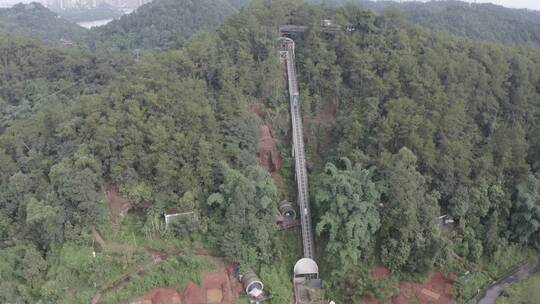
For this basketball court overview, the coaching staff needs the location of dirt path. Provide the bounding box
[104,186,133,233]
[92,227,106,248]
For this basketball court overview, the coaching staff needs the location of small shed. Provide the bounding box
[164,208,194,225]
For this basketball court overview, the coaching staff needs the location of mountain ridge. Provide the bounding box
[314,0,540,46]
[85,0,239,50]
[0,3,86,46]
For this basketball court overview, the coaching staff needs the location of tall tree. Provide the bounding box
[379,148,441,274]
[511,174,540,248]
[207,162,279,267]
[314,158,381,272]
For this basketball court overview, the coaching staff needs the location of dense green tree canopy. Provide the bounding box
[290,3,539,277]
[314,158,380,272]
[0,0,539,302]
[208,162,279,267]
[511,175,540,249]
[85,0,238,50]
[378,148,441,274]
[312,0,540,46]
[0,33,129,132]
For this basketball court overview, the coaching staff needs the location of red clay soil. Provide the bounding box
[104,186,133,231]
[140,288,182,304]
[363,266,455,304]
[257,123,282,174]
[132,264,243,304]
[372,266,392,279]
[251,102,283,184]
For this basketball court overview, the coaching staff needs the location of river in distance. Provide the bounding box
[77,19,113,29]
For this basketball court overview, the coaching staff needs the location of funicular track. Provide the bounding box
[282,38,314,260]
[279,36,325,304]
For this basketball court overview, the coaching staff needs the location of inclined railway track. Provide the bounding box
[282,38,315,260]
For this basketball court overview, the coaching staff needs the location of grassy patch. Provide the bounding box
[452,243,539,303]
[100,254,214,303]
[259,229,300,303]
[278,145,296,197]
[496,271,540,304]
[108,210,197,252]
[453,271,492,302]
[366,276,400,301]
[47,208,214,303]
[482,244,537,278]
[45,242,150,304]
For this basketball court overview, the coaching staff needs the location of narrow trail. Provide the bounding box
[92,227,106,248]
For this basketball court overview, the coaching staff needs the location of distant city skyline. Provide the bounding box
[0,0,147,9]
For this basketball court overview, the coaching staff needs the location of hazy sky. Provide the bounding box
[468,1,540,10]
[393,1,540,11]
[483,1,540,10]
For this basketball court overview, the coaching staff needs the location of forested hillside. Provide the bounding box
[85,0,238,50]
[0,3,87,46]
[288,3,540,301]
[0,34,130,132]
[0,1,287,301]
[315,0,540,46]
[0,0,539,303]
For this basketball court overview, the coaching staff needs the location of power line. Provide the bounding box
[30,79,83,105]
